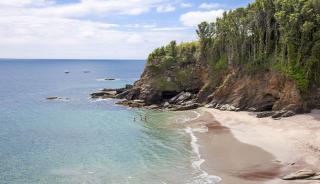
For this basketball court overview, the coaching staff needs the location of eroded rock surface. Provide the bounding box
[90,61,319,114]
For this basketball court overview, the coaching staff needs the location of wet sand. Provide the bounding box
[184,108,320,184]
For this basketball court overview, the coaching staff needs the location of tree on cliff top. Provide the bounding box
[148,0,320,91]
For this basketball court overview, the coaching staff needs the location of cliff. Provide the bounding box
[92,0,320,118]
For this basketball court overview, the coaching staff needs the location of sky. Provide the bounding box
[0,0,253,59]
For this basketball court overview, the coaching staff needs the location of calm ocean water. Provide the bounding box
[0,59,218,184]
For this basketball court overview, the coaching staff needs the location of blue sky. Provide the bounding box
[0,0,253,59]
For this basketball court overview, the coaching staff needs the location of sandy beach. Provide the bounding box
[183,108,320,184]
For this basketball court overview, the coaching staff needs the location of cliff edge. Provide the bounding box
[92,0,320,118]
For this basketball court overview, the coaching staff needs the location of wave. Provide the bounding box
[89,98,109,102]
[177,111,222,184]
[95,78,120,82]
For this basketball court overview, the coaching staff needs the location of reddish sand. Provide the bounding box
[181,108,320,184]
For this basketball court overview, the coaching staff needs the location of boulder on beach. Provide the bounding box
[171,103,200,111]
[282,170,316,180]
[169,91,192,104]
[257,111,276,118]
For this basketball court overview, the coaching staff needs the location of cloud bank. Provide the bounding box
[0,0,196,59]
[180,9,224,26]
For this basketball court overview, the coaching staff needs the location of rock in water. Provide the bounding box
[46,97,59,100]
[282,170,316,180]
[91,91,117,99]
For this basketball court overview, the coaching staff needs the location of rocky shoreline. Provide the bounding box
[91,87,202,110]
[90,83,311,119]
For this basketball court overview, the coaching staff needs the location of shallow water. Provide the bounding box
[0,59,218,184]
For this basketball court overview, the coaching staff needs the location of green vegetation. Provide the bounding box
[147,41,199,68]
[147,0,320,92]
[147,41,200,91]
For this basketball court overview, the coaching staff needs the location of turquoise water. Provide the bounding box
[0,59,217,184]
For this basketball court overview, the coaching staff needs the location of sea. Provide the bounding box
[0,59,220,184]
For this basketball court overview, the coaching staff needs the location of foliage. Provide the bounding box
[147,0,320,92]
[212,54,228,71]
[147,41,199,69]
[196,0,320,91]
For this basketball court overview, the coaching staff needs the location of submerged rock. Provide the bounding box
[46,97,70,101]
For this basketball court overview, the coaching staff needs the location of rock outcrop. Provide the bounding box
[91,65,319,114]
[205,70,308,112]
[90,85,133,99]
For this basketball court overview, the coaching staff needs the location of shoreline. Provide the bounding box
[181,108,320,184]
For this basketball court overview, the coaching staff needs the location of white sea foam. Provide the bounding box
[175,110,201,124]
[184,127,222,184]
[179,111,221,184]
[96,78,120,82]
[90,98,109,102]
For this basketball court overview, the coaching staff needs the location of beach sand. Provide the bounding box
[184,108,320,184]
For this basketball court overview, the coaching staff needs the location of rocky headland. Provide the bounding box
[91,65,320,119]
[91,0,320,119]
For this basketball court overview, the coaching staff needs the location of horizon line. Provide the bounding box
[0,58,146,61]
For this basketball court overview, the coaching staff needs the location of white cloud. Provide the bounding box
[1,0,174,18]
[33,0,156,17]
[181,3,192,8]
[150,27,190,31]
[180,9,224,26]
[0,0,194,59]
[199,3,222,10]
[0,0,55,7]
[156,4,175,13]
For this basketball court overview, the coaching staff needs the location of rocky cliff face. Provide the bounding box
[121,54,204,105]
[104,62,319,118]
[206,70,306,113]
